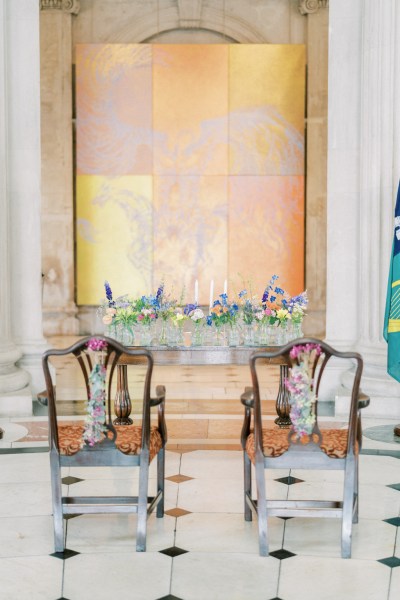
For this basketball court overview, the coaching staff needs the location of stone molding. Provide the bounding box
[40,0,80,14]
[298,0,329,15]
[177,0,202,29]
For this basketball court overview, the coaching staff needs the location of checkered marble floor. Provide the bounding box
[0,422,399,600]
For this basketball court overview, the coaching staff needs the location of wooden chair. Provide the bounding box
[42,336,167,552]
[240,337,369,558]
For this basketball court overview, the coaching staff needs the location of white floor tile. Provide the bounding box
[359,455,400,485]
[283,517,397,560]
[0,516,54,558]
[359,484,400,520]
[177,477,244,513]
[175,511,284,553]
[389,565,400,600]
[180,449,243,479]
[279,555,391,600]
[64,551,171,600]
[0,452,51,483]
[66,513,176,553]
[171,551,280,600]
[0,481,53,517]
[0,556,63,600]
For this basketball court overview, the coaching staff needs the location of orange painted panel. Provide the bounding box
[76,44,152,176]
[153,45,228,175]
[228,176,304,296]
[153,176,228,305]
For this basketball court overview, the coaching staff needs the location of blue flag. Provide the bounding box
[384,182,400,381]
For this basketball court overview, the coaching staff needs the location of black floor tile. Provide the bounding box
[274,476,304,486]
[61,476,84,485]
[159,546,189,558]
[50,548,80,560]
[269,549,296,560]
[387,483,400,492]
[155,595,185,600]
[377,556,400,568]
[384,517,400,527]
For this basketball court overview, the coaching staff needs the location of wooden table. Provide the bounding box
[115,345,291,428]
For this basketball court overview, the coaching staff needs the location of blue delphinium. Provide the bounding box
[104,281,115,307]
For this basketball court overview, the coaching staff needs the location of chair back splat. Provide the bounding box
[42,336,167,553]
[240,337,368,558]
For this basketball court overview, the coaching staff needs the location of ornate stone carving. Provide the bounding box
[40,0,80,14]
[298,0,329,15]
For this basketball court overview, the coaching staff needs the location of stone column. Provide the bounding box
[0,0,40,416]
[327,0,400,417]
[300,2,329,338]
[40,0,79,335]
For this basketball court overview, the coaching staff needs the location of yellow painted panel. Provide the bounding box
[229,45,305,175]
[228,176,304,296]
[76,175,152,305]
[153,45,228,175]
[153,176,228,305]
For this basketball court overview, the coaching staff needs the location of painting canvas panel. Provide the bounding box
[76,44,305,305]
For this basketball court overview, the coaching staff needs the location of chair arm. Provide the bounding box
[358,391,370,410]
[150,385,166,407]
[241,387,254,408]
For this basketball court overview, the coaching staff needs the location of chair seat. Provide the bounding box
[57,423,163,462]
[245,427,356,464]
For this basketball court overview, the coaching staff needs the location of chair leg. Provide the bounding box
[341,457,355,558]
[50,453,64,552]
[353,455,359,524]
[244,451,252,522]
[255,458,268,557]
[156,447,165,518]
[136,452,150,552]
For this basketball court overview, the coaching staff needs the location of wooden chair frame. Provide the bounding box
[42,336,167,552]
[240,337,369,558]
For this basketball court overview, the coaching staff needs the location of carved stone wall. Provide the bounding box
[40,0,328,336]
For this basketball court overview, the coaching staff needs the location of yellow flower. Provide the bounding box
[276,309,290,320]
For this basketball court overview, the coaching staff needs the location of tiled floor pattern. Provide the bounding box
[0,445,399,600]
[1,335,400,598]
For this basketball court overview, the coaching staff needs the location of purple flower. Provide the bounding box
[87,338,108,352]
[104,281,115,307]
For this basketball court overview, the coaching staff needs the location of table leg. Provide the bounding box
[274,364,292,428]
[114,365,133,425]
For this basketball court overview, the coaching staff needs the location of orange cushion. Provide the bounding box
[245,427,356,464]
[57,423,163,462]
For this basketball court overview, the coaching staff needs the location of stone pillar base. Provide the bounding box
[0,387,33,418]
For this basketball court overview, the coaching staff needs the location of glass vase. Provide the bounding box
[140,322,153,346]
[228,323,240,347]
[277,320,288,346]
[257,321,269,345]
[158,319,168,345]
[192,321,204,346]
[213,324,227,346]
[243,322,255,346]
[291,321,303,340]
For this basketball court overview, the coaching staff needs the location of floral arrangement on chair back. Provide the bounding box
[284,343,322,440]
